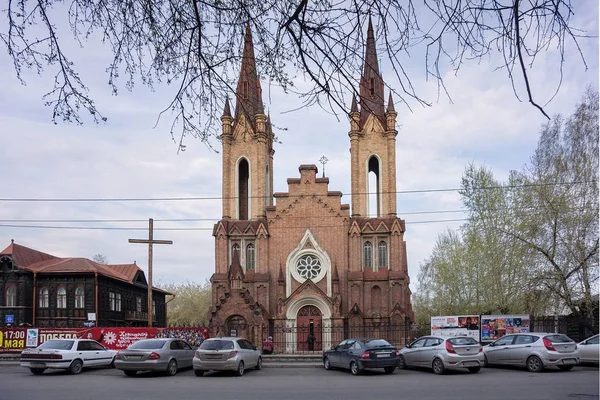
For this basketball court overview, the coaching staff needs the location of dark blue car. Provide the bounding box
[323,338,400,375]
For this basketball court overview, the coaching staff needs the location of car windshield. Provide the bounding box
[38,340,74,350]
[364,339,393,348]
[448,337,478,345]
[200,340,235,351]
[545,334,573,343]
[128,339,167,350]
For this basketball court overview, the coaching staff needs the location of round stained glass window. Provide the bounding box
[296,255,322,280]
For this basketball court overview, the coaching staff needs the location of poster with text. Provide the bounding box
[480,315,530,342]
[430,315,480,339]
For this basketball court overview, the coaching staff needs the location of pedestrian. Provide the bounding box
[307,333,315,351]
[262,336,274,354]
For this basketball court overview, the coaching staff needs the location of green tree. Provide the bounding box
[416,88,598,330]
[2,1,591,148]
[161,281,212,327]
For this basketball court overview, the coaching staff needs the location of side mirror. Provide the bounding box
[488,342,494,347]
[405,344,411,349]
[254,346,258,351]
[330,346,336,350]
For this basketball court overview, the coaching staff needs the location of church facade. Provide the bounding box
[209,21,414,352]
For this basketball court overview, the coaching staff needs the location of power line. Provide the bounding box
[0,180,594,202]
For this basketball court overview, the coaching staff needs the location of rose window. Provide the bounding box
[296,255,322,280]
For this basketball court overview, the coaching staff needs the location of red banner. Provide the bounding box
[0,327,210,353]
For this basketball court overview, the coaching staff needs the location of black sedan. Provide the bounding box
[323,338,400,375]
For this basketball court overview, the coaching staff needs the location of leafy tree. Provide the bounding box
[416,88,598,331]
[2,1,591,148]
[92,254,108,264]
[161,280,212,327]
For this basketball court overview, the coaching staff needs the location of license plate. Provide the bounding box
[376,353,391,358]
[464,361,478,367]
[31,363,46,368]
[129,356,143,360]
[562,358,576,365]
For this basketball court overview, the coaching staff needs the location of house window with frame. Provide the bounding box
[232,243,240,256]
[136,296,142,312]
[39,287,49,308]
[152,300,156,316]
[378,241,388,268]
[363,241,373,269]
[116,293,122,312]
[57,286,67,309]
[109,291,116,311]
[246,243,255,271]
[5,284,16,307]
[74,286,85,308]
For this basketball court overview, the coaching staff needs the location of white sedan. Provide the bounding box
[578,334,599,364]
[20,339,117,375]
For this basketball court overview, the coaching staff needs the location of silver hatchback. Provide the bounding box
[193,337,262,377]
[398,335,483,374]
[483,333,579,372]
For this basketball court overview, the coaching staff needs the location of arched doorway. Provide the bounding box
[225,315,247,338]
[297,305,322,352]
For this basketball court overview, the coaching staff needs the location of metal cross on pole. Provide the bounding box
[319,155,329,178]
[128,218,172,327]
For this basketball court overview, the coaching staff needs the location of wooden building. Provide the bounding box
[0,240,170,328]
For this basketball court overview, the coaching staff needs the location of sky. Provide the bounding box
[0,3,598,292]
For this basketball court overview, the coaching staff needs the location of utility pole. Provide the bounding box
[129,218,172,327]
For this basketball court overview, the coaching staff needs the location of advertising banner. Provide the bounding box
[0,327,210,353]
[480,315,530,342]
[431,315,480,339]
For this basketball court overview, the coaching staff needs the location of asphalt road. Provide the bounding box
[0,364,597,400]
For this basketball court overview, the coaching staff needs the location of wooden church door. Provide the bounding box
[297,305,322,352]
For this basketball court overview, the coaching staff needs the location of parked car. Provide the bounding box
[577,334,599,364]
[483,332,579,372]
[20,339,116,375]
[193,337,262,376]
[323,338,400,375]
[398,335,483,374]
[114,338,195,377]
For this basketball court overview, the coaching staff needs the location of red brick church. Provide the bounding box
[209,20,414,352]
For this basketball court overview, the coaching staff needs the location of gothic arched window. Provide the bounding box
[246,243,255,271]
[378,241,388,268]
[75,286,85,309]
[5,284,16,307]
[363,242,373,269]
[39,287,49,308]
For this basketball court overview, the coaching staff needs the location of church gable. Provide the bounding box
[361,112,386,136]
[283,278,332,308]
[232,113,255,142]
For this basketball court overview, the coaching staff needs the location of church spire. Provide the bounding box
[235,24,264,127]
[359,16,385,128]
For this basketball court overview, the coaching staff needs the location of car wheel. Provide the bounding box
[166,359,178,376]
[68,359,83,375]
[468,366,481,373]
[432,358,446,375]
[124,370,137,377]
[255,357,262,370]
[324,357,331,370]
[194,369,205,377]
[384,366,396,374]
[30,368,46,375]
[526,356,543,372]
[398,355,407,369]
[558,365,573,371]
[236,361,245,376]
[350,360,362,376]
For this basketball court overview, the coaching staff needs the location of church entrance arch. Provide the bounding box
[225,315,247,338]
[297,305,322,352]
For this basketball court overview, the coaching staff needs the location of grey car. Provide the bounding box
[398,335,483,374]
[483,332,579,372]
[114,338,195,376]
[193,337,262,377]
[578,334,599,364]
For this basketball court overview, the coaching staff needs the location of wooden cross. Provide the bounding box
[129,218,173,327]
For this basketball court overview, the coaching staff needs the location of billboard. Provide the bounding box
[0,327,210,353]
[480,315,530,342]
[430,315,480,339]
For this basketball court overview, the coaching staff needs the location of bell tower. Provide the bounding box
[221,24,275,220]
[349,17,398,218]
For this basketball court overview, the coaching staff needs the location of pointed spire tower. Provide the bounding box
[220,24,274,221]
[349,17,398,218]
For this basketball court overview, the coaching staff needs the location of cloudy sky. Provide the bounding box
[1,3,598,292]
